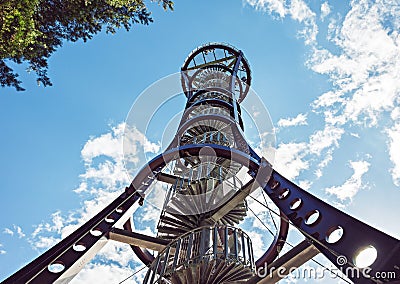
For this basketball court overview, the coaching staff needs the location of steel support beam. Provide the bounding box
[108,228,169,252]
[255,164,400,283]
[157,172,182,185]
[2,186,142,284]
[205,179,255,223]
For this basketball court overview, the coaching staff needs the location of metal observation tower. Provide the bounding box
[4,43,400,284]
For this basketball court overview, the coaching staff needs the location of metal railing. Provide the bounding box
[143,225,255,284]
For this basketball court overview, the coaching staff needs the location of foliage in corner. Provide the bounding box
[0,0,173,91]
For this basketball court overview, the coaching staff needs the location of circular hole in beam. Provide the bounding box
[116,208,124,214]
[48,262,65,273]
[289,198,302,210]
[326,226,344,244]
[270,180,280,190]
[354,246,378,268]
[90,228,103,237]
[305,210,321,226]
[105,216,115,223]
[278,188,290,200]
[73,243,87,252]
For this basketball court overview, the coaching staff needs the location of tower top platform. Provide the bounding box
[181,43,252,103]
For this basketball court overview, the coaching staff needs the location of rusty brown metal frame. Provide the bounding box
[256,162,400,283]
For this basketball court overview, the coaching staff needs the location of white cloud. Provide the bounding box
[244,0,318,44]
[325,160,370,201]
[30,212,67,250]
[245,0,287,18]
[315,148,334,179]
[246,0,352,185]
[246,230,269,258]
[3,228,13,236]
[298,180,312,190]
[3,225,25,238]
[0,243,5,255]
[243,2,400,228]
[94,241,137,268]
[274,142,309,180]
[14,225,25,238]
[74,122,161,196]
[309,125,344,155]
[81,122,160,164]
[81,123,160,185]
[73,181,87,194]
[71,262,144,284]
[248,0,400,200]
[321,1,331,21]
[307,0,400,190]
[289,0,314,23]
[79,160,129,190]
[277,113,308,127]
[309,0,400,127]
[77,190,122,226]
[33,236,60,250]
[312,90,345,109]
[81,124,123,164]
[260,123,343,183]
[386,122,400,186]
[391,107,400,121]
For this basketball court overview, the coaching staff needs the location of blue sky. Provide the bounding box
[1,0,400,283]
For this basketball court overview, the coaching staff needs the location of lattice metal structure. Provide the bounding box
[3,43,399,284]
